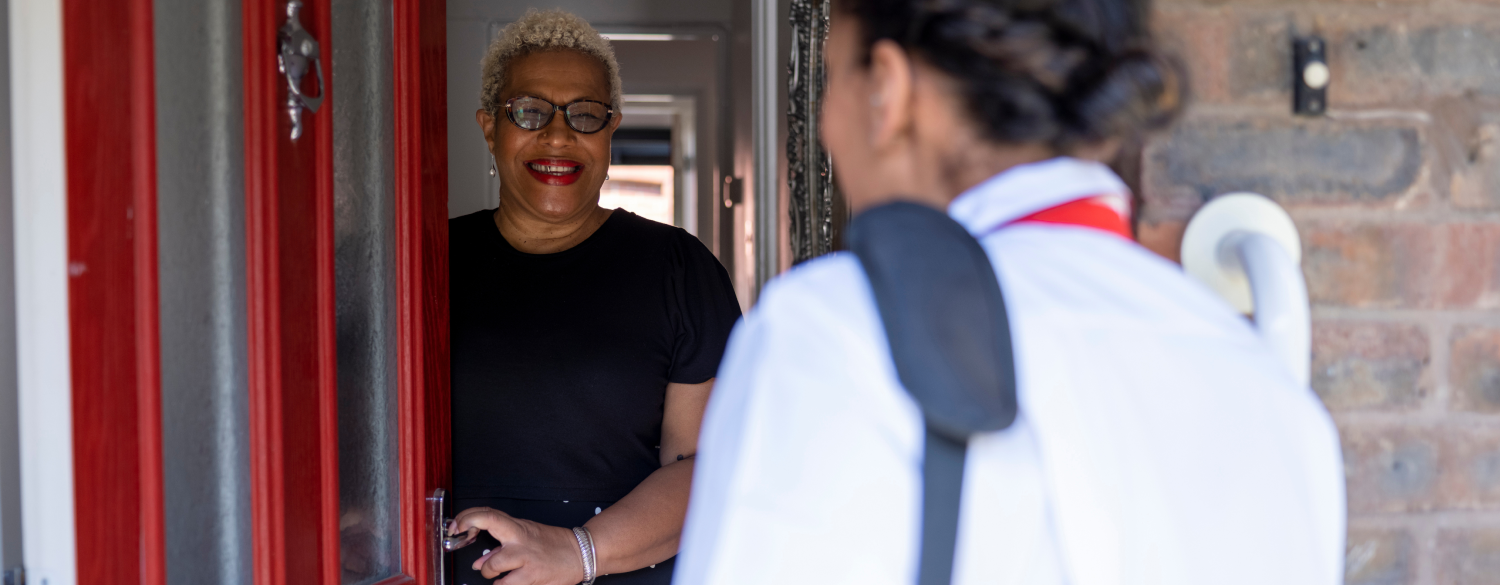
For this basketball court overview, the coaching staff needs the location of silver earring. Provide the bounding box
[489,160,497,176]
[606,174,611,181]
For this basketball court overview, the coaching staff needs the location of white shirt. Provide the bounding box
[674,158,1346,585]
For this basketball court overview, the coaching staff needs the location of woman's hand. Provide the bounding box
[451,507,585,585]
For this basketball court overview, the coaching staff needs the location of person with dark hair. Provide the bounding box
[675,0,1344,584]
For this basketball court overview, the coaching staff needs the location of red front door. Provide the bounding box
[240,1,452,583]
[54,1,451,584]
[241,0,340,583]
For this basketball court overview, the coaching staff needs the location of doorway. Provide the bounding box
[446,4,761,308]
[606,94,696,236]
[6,1,782,584]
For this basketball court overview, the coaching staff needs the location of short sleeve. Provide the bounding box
[666,232,743,384]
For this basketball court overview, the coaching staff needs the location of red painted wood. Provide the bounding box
[242,1,339,584]
[314,3,341,581]
[130,0,167,582]
[394,0,450,582]
[62,0,165,582]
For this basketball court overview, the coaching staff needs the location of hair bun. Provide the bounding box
[840,0,1185,149]
[1063,49,1185,144]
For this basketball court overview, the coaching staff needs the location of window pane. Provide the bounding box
[333,0,400,582]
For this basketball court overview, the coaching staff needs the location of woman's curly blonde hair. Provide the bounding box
[480,9,623,114]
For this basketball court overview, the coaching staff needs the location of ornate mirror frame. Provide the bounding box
[787,0,845,264]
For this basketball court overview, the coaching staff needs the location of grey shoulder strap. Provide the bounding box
[846,201,1019,585]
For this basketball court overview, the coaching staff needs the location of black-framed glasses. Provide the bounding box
[502,96,614,134]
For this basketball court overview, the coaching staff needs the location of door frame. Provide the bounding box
[13,0,81,582]
[14,0,167,584]
[11,0,451,583]
[392,0,451,583]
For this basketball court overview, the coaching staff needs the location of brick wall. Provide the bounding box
[1139,1,1500,582]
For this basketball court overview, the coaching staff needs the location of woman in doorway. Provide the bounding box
[677,0,1344,583]
[447,10,740,585]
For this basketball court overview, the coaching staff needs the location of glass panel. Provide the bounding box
[155,0,254,583]
[332,0,400,582]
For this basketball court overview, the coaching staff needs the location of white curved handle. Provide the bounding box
[1182,193,1310,387]
[1226,232,1311,387]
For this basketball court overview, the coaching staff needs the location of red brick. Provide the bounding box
[1343,425,1441,514]
[1447,427,1500,508]
[1328,12,1500,107]
[1340,424,1500,513]
[1136,219,1187,264]
[1320,10,1500,107]
[1301,223,1439,309]
[1225,14,1291,105]
[1344,527,1416,585]
[1143,117,1428,210]
[1153,9,1232,103]
[1435,528,1500,585]
[1432,96,1500,210]
[1310,321,1430,411]
[1437,224,1500,309]
[1451,327,1500,413]
[1154,6,1500,107]
[1449,122,1500,210]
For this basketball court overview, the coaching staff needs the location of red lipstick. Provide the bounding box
[524,158,583,186]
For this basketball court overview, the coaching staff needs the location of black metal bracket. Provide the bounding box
[1293,36,1329,116]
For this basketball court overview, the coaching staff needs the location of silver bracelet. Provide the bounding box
[572,526,598,585]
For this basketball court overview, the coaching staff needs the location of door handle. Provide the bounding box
[430,488,481,585]
[429,489,449,585]
[443,520,478,552]
[277,0,324,140]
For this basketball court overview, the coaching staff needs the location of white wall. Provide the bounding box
[9,0,75,583]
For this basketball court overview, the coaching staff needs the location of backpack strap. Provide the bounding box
[847,202,1020,585]
[917,427,968,585]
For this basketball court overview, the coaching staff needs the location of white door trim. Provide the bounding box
[10,0,74,583]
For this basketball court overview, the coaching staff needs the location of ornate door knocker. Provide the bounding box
[277,0,325,140]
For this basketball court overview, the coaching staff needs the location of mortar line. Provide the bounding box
[1351,510,1500,525]
[1331,411,1500,426]
[1311,308,1500,323]
[1432,319,1454,414]
[1143,204,1500,227]
[1415,520,1438,585]
[1290,210,1500,223]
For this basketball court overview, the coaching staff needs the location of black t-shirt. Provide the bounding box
[449,208,742,502]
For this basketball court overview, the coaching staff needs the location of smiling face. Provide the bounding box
[478,48,619,222]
